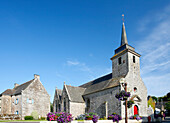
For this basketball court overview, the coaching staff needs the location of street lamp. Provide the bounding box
[120,78,128,123]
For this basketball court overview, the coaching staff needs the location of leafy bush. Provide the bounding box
[31,111,39,120]
[24,116,33,120]
[40,117,46,120]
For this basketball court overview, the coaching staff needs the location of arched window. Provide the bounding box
[16,111,19,115]
[86,99,90,112]
[59,104,61,112]
[134,87,137,92]
[64,98,66,111]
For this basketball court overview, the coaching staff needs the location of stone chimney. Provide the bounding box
[34,74,40,80]
[14,83,19,88]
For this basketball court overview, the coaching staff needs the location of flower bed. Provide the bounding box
[76,112,99,123]
[108,113,122,122]
[129,115,142,120]
[47,112,73,122]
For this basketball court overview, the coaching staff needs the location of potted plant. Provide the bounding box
[115,90,130,101]
[108,113,122,122]
[123,100,134,108]
[85,112,99,122]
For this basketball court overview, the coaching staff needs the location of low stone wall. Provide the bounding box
[40,119,142,123]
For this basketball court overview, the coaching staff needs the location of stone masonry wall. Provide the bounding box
[112,52,128,78]
[70,102,85,119]
[1,95,11,114]
[11,95,22,115]
[83,86,121,118]
[61,86,69,113]
[121,52,148,118]
[22,78,50,119]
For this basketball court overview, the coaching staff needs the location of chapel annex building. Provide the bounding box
[0,75,50,119]
[53,22,148,119]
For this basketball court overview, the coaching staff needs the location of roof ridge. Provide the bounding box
[66,85,85,89]
[79,73,112,87]
[14,79,34,89]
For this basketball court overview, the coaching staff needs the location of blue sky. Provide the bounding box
[0,0,170,102]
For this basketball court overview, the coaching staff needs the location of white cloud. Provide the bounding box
[66,60,92,73]
[136,4,170,96]
[67,60,80,66]
[143,73,170,96]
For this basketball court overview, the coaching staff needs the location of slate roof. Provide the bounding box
[79,73,122,95]
[65,85,86,103]
[55,88,62,101]
[0,89,14,96]
[13,79,34,95]
[0,79,34,96]
[56,89,62,96]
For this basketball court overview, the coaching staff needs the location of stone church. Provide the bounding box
[53,22,148,119]
[0,74,50,119]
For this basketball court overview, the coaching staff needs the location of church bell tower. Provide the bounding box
[111,21,141,78]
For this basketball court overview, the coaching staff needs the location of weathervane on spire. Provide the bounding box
[122,14,125,22]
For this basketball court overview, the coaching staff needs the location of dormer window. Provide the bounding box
[133,56,135,63]
[118,57,122,65]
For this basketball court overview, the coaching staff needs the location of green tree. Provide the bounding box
[165,102,170,116]
[148,97,155,110]
[50,102,53,112]
[151,96,157,102]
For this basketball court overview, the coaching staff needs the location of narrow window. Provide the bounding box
[64,98,66,111]
[133,56,135,63]
[134,87,137,92]
[16,111,19,115]
[118,57,122,65]
[15,98,19,104]
[32,99,34,104]
[86,99,90,113]
[59,104,61,112]
[27,98,29,103]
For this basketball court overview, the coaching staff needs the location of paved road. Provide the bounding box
[162,116,170,123]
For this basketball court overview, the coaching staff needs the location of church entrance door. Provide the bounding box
[134,105,138,115]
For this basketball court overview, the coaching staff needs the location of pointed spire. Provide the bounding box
[121,22,128,46]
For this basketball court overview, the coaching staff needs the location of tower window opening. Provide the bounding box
[133,56,135,63]
[118,57,122,65]
[134,87,137,92]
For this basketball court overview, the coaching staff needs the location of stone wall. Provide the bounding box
[22,78,50,119]
[11,95,22,115]
[112,51,128,78]
[1,95,12,114]
[70,102,85,118]
[120,52,148,118]
[83,86,121,118]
